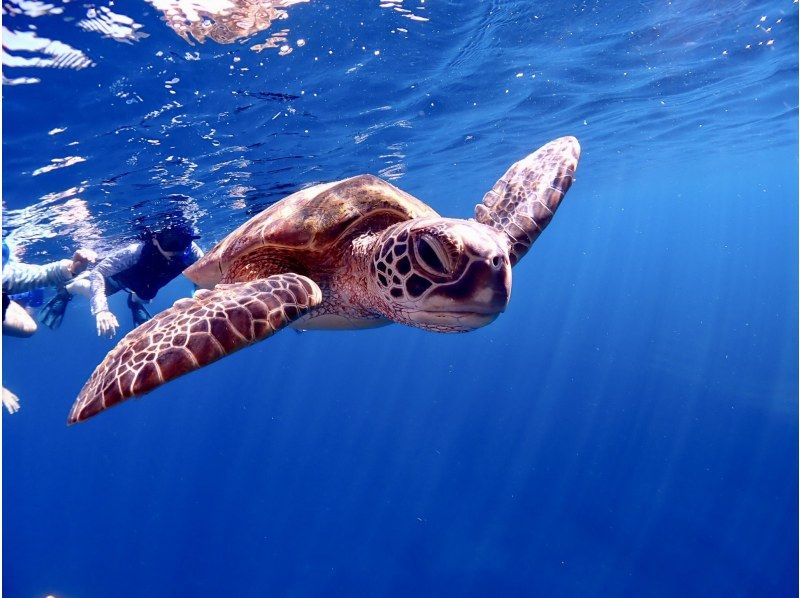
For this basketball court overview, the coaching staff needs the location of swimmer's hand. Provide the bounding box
[69,248,98,275]
[2,388,20,414]
[96,310,119,338]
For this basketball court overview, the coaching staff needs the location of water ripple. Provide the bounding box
[78,6,149,44]
[2,27,94,71]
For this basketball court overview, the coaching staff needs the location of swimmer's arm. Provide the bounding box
[1,260,73,294]
[89,243,143,315]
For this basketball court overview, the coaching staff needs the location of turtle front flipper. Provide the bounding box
[68,273,322,424]
[474,136,581,267]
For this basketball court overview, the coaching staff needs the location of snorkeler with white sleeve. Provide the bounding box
[40,223,204,338]
[2,239,97,338]
[2,238,98,413]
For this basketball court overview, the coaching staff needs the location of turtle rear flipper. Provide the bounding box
[475,136,580,267]
[68,273,322,424]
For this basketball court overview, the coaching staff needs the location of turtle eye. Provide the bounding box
[415,234,451,276]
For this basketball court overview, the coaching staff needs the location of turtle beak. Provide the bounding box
[456,251,511,315]
[424,248,511,329]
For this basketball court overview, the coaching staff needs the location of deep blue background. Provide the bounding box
[3,0,798,596]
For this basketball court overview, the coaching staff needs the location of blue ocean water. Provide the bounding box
[2,0,797,595]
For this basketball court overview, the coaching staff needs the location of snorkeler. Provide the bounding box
[40,224,204,338]
[2,239,97,414]
[2,239,97,338]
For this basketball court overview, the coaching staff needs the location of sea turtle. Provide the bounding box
[68,136,581,423]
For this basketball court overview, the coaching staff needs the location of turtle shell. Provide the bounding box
[186,174,439,287]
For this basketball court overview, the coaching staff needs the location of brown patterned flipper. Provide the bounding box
[474,136,581,267]
[68,273,322,424]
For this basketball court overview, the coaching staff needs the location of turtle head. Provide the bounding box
[369,218,511,332]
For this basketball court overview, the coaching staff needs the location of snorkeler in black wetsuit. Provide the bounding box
[40,224,203,338]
